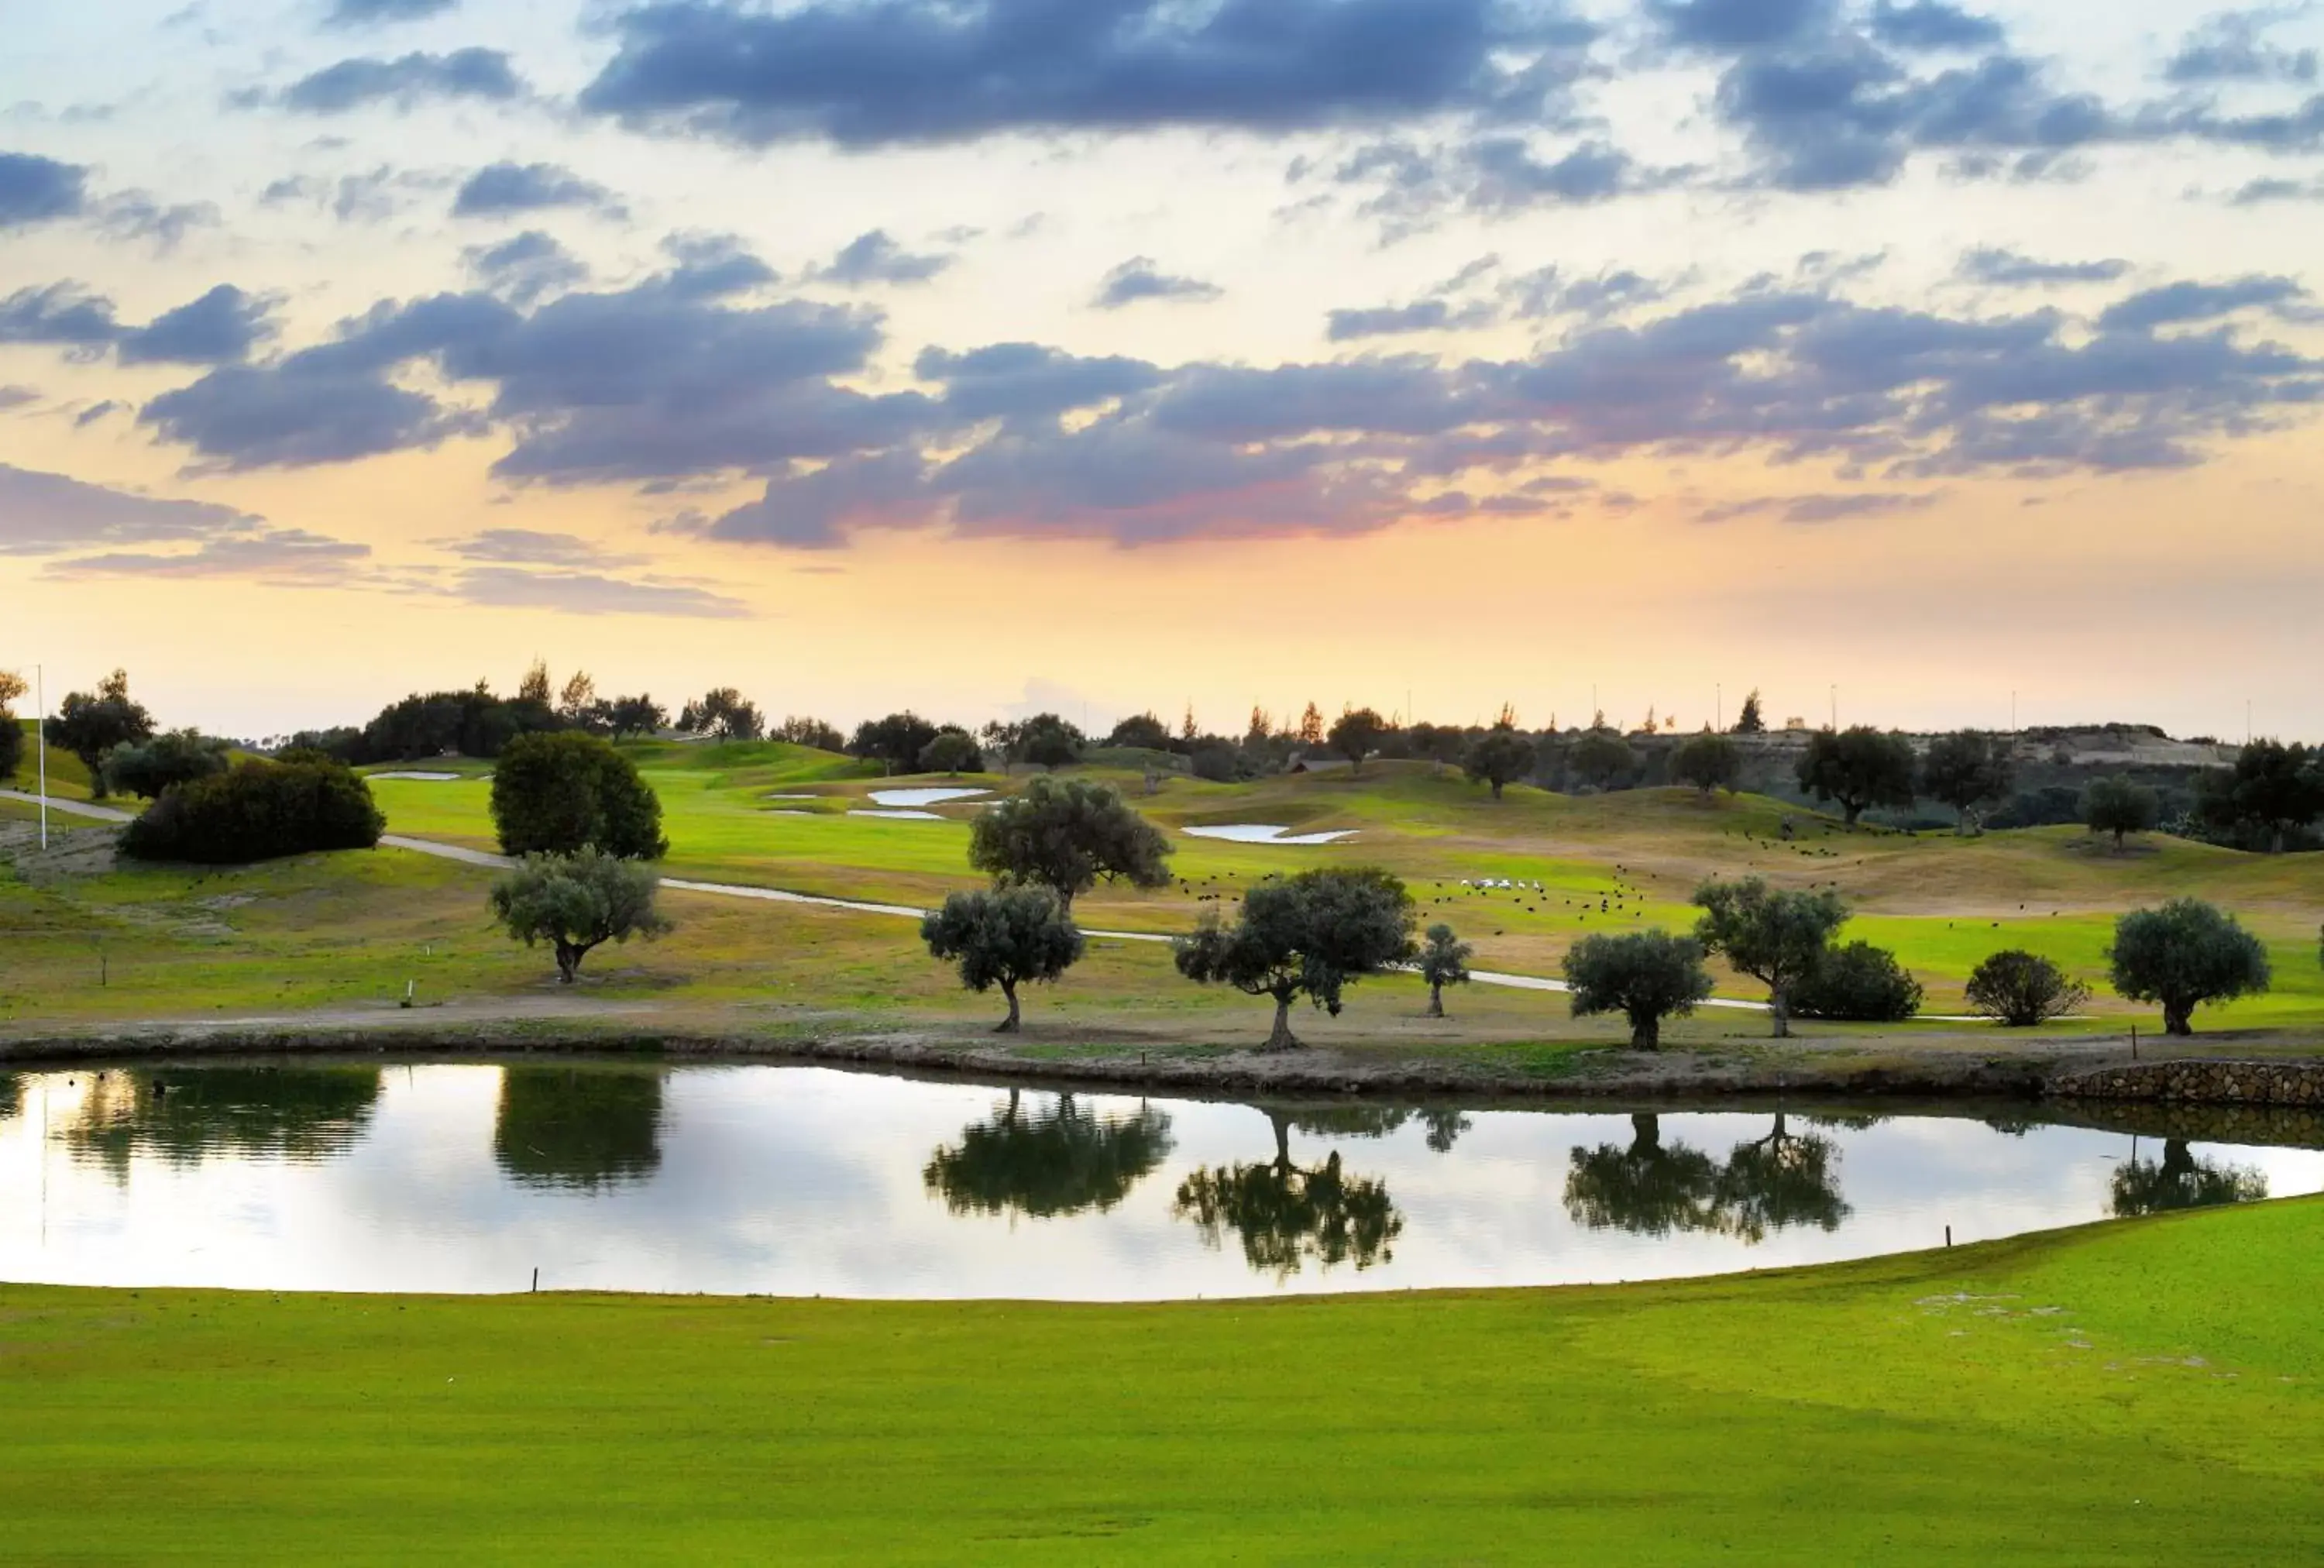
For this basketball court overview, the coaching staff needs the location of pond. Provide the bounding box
[0,1062,2313,1299]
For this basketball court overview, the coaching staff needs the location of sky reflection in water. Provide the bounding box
[0,1063,2315,1300]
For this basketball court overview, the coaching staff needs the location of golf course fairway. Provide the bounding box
[2,1196,2317,1563]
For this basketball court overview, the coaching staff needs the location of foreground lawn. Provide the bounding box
[2,1198,2319,1562]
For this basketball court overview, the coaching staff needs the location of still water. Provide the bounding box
[1,1061,2315,1299]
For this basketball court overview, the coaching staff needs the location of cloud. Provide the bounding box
[75,400,124,428]
[1868,1,2003,52]
[452,162,624,218]
[463,230,590,303]
[2165,9,2319,85]
[1700,490,1942,523]
[1322,137,1681,232]
[1325,298,1495,340]
[446,566,750,617]
[324,0,459,23]
[94,192,221,250]
[0,151,90,227]
[811,230,954,287]
[579,0,1595,148]
[1651,0,1838,51]
[0,283,120,349]
[117,285,277,366]
[2096,275,2307,331]
[46,528,372,582]
[141,363,480,469]
[1957,247,2131,287]
[2229,173,2324,202]
[0,386,38,411]
[250,49,525,113]
[1093,257,1222,309]
[914,342,1163,421]
[428,528,640,566]
[0,462,266,555]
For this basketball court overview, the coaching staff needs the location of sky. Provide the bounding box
[3,0,2323,741]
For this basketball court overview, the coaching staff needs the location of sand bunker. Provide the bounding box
[1182,824,1357,846]
[367,771,465,782]
[868,787,989,808]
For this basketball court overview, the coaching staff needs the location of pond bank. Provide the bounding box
[6,1009,2319,1107]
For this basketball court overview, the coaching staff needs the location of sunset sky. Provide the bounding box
[5,0,2323,741]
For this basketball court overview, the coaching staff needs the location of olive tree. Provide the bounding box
[2108,899,2271,1036]
[490,730,667,860]
[2082,775,2160,850]
[1173,868,1417,1049]
[968,775,1171,913]
[1795,726,1916,827]
[1669,732,1741,799]
[1463,726,1533,800]
[2194,740,2324,853]
[101,729,231,799]
[1965,950,2089,1027]
[920,886,1085,1033]
[51,669,155,799]
[487,849,672,984]
[1327,707,1388,776]
[918,729,983,776]
[1570,729,1635,793]
[1563,930,1714,1050]
[1692,876,1848,1037]
[1417,923,1472,1018]
[1921,731,2016,834]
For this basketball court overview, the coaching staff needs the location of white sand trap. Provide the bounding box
[851,809,948,821]
[1183,824,1357,846]
[368,771,465,782]
[869,786,990,808]
[765,793,820,800]
[768,810,816,817]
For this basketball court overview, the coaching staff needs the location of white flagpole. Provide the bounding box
[36,662,47,850]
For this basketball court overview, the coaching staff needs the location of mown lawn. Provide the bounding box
[0,1198,2317,1562]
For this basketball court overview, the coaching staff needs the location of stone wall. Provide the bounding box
[2049,1059,2324,1108]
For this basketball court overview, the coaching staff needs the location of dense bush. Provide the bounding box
[490,731,666,860]
[1965,950,2089,1026]
[357,689,558,763]
[1789,941,1923,1023]
[0,716,23,784]
[101,730,231,799]
[120,758,384,864]
[1985,784,2085,830]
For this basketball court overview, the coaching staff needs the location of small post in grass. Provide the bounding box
[1945,1226,1952,1248]
[2131,1023,2139,1062]
[531,1268,538,1293]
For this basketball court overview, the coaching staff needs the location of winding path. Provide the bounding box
[9,790,1783,1012]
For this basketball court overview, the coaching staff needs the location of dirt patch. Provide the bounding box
[0,824,121,883]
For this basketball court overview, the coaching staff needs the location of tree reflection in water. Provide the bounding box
[64,1067,382,1182]
[494,1065,665,1192]
[2111,1139,2269,1217]
[1565,1112,1851,1242]
[923,1089,1176,1219]
[0,1073,19,1124]
[1174,1109,1404,1282]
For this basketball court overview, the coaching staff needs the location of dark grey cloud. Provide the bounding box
[1651,0,1837,51]
[0,151,90,227]
[1868,1,2003,52]
[448,566,749,617]
[47,528,372,582]
[914,342,1163,421]
[117,285,276,366]
[811,230,954,287]
[0,386,37,411]
[75,401,124,428]
[2165,9,2319,85]
[0,284,120,349]
[2096,275,2306,331]
[452,161,624,218]
[93,192,222,251]
[325,0,460,24]
[1093,257,1222,309]
[464,230,590,303]
[253,49,524,113]
[1957,247,2131,287]
[1322,137,1681,232]
[0,462,266,555]
[141,363,475,469]
[579,0,1590,147]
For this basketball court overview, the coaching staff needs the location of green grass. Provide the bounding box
[7,717,95,800]
[0,1198,2317,1561]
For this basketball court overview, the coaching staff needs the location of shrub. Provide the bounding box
[101,730,231,799]
[0,716,22,784]
[120,758,384,864]
[1965,950,2089,1026]
[1563,930,1714,1050]
[488,849,672,983]
[490,730,666,860]
[1790,941,1923,1023]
